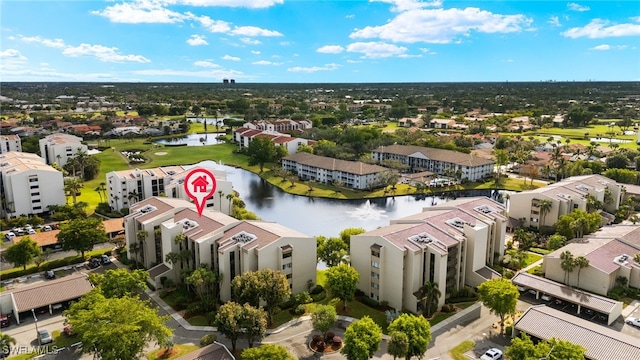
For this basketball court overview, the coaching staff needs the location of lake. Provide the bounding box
[154,133,226,146]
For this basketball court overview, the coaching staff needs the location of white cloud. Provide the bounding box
[177,0,283,8]
[17,35,66,48]
[346,59,362,63]
[240,38,261,45]
[280,41,292,46]
[251,50,261,55]
[350,7,532,43]
[567,3,590,12]
[252,60,283,65]
[62,44,151,63]
[222,55,241,61]
[196,16,232,33]
[187,34,209,46]
[345,14,355,19]
[92,0,186,24]
[548,16,561,27]
[346,42,407,58]
[589,44,627,51]
[373,0,442,13]
[287,63,341,73]
[562,18,640,38]
[317,45,345,54]
[194,60,220,68]
[230,26,282,37]
[0,49,28,70]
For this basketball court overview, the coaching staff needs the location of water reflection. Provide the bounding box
[154,133,225,146]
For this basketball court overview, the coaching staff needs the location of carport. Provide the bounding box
[0,273,93,324]
[511,272,622,325]
[513,306,640,360]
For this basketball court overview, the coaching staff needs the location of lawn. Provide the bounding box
[145,344,200,360]
[450,340,475,360]
[52,329,79,348]
[524,252,543,267]
[306,297,388,331]
[185,315,211,326]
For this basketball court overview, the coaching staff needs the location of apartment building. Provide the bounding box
[243,119,312,133]
[543,224,640,295]
[350,197,507,313]
[124,197,316,300]
[106,164,233,214]
[282,152,388,190]
[0,135,22,154]
[508,174,623,229]
[371,145,494,181]
[0,152,65,219]
[38,133,88,167]
[233,128,313,154]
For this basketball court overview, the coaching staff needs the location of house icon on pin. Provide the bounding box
[192,175,209,192]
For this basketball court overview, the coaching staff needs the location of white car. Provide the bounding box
[626,317,640,328]
[480,348,503,360]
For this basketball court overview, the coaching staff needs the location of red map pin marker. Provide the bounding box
[184,168,217,217]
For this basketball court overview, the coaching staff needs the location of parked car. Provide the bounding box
[4,232,15,241]
[44,270,56,279]
[540,294,552,302]
[27,228,36,235]
[0,315,9,328]
[626,317,640,328]
[42,225,52,232]
[86,258,101,269]
[37,329,53,345]
[480,348,503,360]
[101,254,112,265]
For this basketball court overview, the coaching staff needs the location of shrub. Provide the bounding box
[505,325,513,335]
[312,334,323,343]
[294,291,313,305]
[325,331,335,343]
[441,304,456,313]
[355,288,365,297]
[310,285,324,295]
[293,304,306,315]
[360,296,380,308]
[332,336,342,346]
[280,298,296,310]
[200,334,217,347]
[311,292,326,302]
[380,300,389,308]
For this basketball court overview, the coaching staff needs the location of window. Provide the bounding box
[371,250,380,257]
[371,271,379,279]
[530,218,539,223]
[371,282,379,289]
[282,263,292,270]
[283,252,292,259]
[286,273,292,279]
[28,177,38,183]
[371,261,380,268]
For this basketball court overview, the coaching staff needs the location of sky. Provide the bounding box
[1,0,639,83]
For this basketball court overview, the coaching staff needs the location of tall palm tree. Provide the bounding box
[574,256,590,289]
[128,190,140,205]
[560,251,576,285]
[98,182,108,202]
[538,199,553,227]
[218,190,224,211]
[136,230,148,267]
[129,242,141,269]
[0,333,16,354]
[64,177,83,204]
[416,281,441,317]
[226,193,234,214]
[165,252,181,284]
[94,186,104,203]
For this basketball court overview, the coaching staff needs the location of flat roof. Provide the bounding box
[511,272,621,313]
[514,305,640,360]
[8,273,93,312]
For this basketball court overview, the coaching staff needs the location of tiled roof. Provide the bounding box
[9,273,93,312]
[102,219,124,234]
[514,305,640,360]
[13,230,60,247]
[283,152,388,175]
[372,144,495,167]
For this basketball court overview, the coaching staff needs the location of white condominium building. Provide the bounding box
[350,197,507,313]
[508,174,623,229]
[124,197,317,300]
[371,145,495,181]
[106,164,233,214]
[0,152,65,219]
[0,135,22,154]
[39,133,87,167]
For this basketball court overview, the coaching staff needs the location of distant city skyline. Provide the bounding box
[1,0,639,83]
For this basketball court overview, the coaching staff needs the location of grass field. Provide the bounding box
[145,344,200,360]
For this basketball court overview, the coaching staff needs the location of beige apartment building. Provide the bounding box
[107,164,232,214]
[350,197,507,313]
[508,174,623,229]
[0,135,22,154]
[124,197,316,300]
[38,133,87,167]
[543,224,640,295]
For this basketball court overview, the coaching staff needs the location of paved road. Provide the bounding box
[0,243,113,272]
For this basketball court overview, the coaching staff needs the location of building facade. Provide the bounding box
[350,197,507,313]
[124,197,317,301]
[38,133,88,167]
[0,152,65,219]
[106,164,233,214]
[0,135,22,154]
[508,174,623,229]
[371,145,494,181]
[282,152,388,190]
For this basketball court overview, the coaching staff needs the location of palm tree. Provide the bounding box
[416,281,441,317]
[538,199,552,227]
[0,333,16,354]
[560,251,576,285]
[218,190,224,211]
[165,252,181,284]
[129,242,141,269]
[634,253,640,264]
[64,177,83,204]
[136,230,148,267]
[127,190,140,205]
[574,256,589,289]
[226,193,234,214]
[94,186,104,203]
[571,217,589,239]
[98,182,108,202]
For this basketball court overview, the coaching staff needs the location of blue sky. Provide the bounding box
[1,0,639,83]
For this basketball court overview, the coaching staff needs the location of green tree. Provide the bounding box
[416,281,441,317]
[241,344,296,360]
[311,304,337,337]
[574,255,589,289]
[215,302,244,353]
[232,269,291,325]
[247,136,277,173]
[64,177,83,204]
[186,267,222,311]
[605,153,629,169]
[505,333,586,360]
[339,227,365,249]
[477,278,519,335]
[560,250,576,284]
[0,331,17,357]
[387,331,409,360]
[66,292,172,360]
[88,269,147,298]
[317,236,348,267]
[57,218,107,258]
[5,236,40,270]
[546,234,567,250]
[241,303,268,348]
[387,313,431,360]
[341,316,383,360]
[538,199,553,227]
[555,210,601,239]
[232,271,262,307]
[325,263,360,310]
